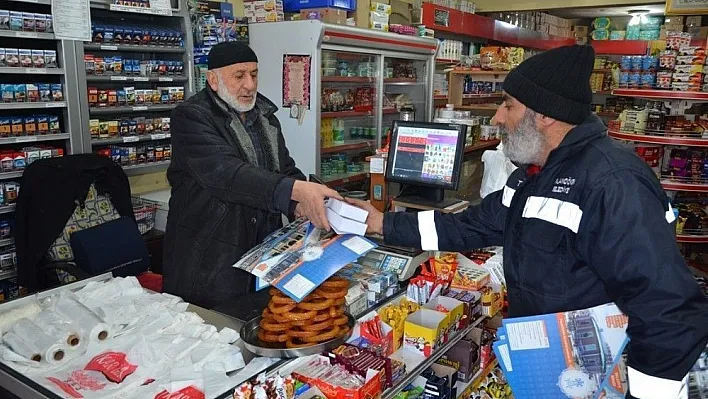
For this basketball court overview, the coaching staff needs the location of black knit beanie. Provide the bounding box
[504,45,595,125]
[208,41,258,70]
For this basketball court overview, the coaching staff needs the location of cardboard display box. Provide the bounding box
[423,296,465,341]
[436,326,482,383]
[404,308,448,357]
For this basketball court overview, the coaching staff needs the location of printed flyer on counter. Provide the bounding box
[233,218,377,302]
[493,303,629,399]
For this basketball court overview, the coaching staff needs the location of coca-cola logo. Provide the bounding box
[155,385,205,399]
[84,352,138,383]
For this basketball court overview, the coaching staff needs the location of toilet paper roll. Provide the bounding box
[3,331,42,362]
[33,310,82,349]
[53,295,112,343]
[11,319,66,364]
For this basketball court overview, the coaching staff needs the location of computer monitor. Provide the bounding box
[385,120,467,208]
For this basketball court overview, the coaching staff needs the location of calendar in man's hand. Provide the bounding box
[233,218,378,302]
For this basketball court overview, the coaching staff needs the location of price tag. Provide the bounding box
[123,136,140,143]
[165,133,171,138]
[100,45,118,51]
[111,76,128,81]
[134,77,149,82]
[45,102,65,108]
[25,68,47,74]
[132,106,148,111]
[15,136,38,143]
[158,77,173,82]
[15,31,39,39]
[151,133,166,140]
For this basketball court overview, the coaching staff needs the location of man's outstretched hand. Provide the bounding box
[344,198,384,235]
[291,181,343,230]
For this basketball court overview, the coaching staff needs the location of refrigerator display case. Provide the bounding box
[250,21,437,190]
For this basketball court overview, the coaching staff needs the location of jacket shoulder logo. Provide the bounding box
[552,177,576,194]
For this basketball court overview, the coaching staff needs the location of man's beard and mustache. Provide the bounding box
[500,109,547,166]
[214,73,257,112]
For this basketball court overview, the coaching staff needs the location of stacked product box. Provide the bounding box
[90,117,169,139]
[0,10,53,33]
[336,263,399,307]
[244,0,284,24]
[90,22,183,47]
[87,86,184,108]
[0,115,61,137]
[369,2,390,31]
[1,83,63,103]
[0,48,58,69]
[84,55,184,76]
[95,143,171,166]
[619,55,659,89]
[0,181,19,207]
[0,146,64,173]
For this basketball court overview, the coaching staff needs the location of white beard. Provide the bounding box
[500,110,547,165]
[215,74,257,112]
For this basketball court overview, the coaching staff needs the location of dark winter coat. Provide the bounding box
[163,88,305,308]
[384,116,708,398]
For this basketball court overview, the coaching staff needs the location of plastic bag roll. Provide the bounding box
[9,319,66,364]
[53,295,112,343]
[0,300,42,334]
[33,310,82,349]
[3,331,42,362]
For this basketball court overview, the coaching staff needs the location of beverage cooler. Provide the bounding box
[250,21,438,190]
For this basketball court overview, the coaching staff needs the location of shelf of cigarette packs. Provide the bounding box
[236,249,509,399]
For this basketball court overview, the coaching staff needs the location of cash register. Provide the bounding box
[357,236,429,281]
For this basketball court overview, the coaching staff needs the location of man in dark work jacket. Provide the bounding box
[349,45,708,399]
[164,42,341,308]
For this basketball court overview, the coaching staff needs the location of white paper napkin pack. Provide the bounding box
[325,198,369,236]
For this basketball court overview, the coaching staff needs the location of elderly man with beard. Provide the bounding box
[348,45,708,399]
[163,41,341,308]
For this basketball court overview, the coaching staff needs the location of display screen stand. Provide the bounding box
[396,186,462,209]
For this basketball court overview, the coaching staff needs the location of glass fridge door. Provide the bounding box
[320,49,381,191]
[381,56,430,146]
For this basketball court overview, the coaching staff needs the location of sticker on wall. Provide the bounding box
[282,54,311,110]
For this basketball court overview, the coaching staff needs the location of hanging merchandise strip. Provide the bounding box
[51,0,91,41]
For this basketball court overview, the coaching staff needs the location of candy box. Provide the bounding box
[676,55,706,66]
[44,50,57,68]
[1,84,13,102]
[679,46,706,56]
[423,296,464,339]
[674,64,703,74]
[48,116,59,133]
[349,311,395,357]
[38,83,51,102]
[404,308,448,357]
[10,117,23,136]
[51,84,63,101]
[5,48,18,67]
[0,118,10,137]
[18,48,31,67]
[36,115,48,135]
[450,257,491,292]
[31,49,44,68]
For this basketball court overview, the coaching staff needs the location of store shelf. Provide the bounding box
[436,58,459,64]
[0,133,70,145]
[0,102,66,110]
[0,238,14,247]
[383,316,488,399]
[89,104,178,115]
[108,4,175,16]
[86,75,188,83]
[457,104,499,112]
[92,132,171,145]
[0,67,65,75]
[10,0,52,4]
[611,89,708,101]
[0,205,16,215]
[421,3,575,51]
[455,358,500,399]
[677,234,708,244]
[84,43,186,54]
[0,30,56,40]
[608,129,708,147]
[662,181,708,192]
[0,269,17,281]
[465,139,500,153]
[0,171,23,180]
[384,78,422,85]
[321,139,376,154]
[463,93,503,99]
[450,70,509,76]
[322,108,398,118]
[591,40,648,56]
[322,166,370,186]
[121,160,170,176]
[321,76,374,83]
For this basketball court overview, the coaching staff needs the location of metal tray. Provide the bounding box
[240,313,355,358]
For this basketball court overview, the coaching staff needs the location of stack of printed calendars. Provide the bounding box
[493,303,629,399]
